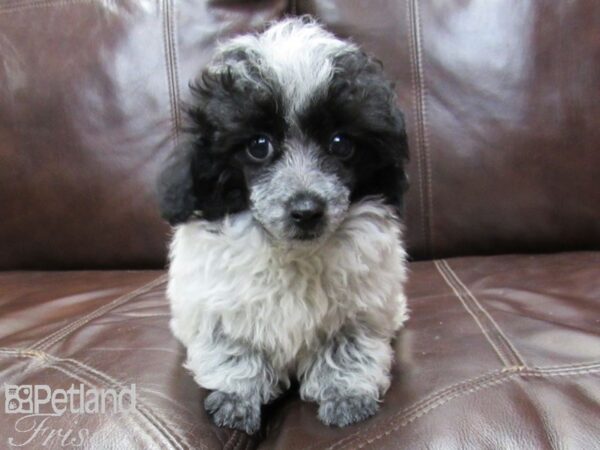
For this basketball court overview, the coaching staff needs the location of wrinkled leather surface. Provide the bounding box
[1,253,598,449]
[299,0,600,259]
[0,0,286,269]
[1,0,599,268]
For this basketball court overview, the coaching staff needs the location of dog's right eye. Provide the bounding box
[246,136,274,162]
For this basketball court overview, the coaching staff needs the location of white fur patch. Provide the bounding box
[168,198,408,394]
[217,18,356,114]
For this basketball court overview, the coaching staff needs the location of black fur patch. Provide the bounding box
[157,52,286,225]
[298,50,409,215]
[157,47,408,225]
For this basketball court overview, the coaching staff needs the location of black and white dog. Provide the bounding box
[158,18,409,434]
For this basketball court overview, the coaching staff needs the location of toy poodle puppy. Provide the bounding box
[158,17,409,434]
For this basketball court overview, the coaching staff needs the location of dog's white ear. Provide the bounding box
[157,142,198,225]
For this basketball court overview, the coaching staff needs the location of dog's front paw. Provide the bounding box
[318,394,379,427]
[204,391,261,435]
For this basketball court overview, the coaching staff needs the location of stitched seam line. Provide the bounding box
[526,362,600,376]
[67,358,188,450]
[234,431,246,450]
[440,260,528,366]
[223,431,238,450]
[168,0,182,141]
[413,0,434,256]
[244,435,253,450]
[532,360,600,371]
[435,260,517,367]
[28,274,168,351]
[162,0,181,148]
[329,362,600,450]
[0,348,189,450]
[325,368,510,450]
[357,365,600,449]
[357,377,514,449]
[406,0,427,257]
[407,0,433,257]
[224,431,245,450]
[0,0,88,14]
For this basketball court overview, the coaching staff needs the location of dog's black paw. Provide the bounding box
[318,394,379,427]
[204,391,261,435]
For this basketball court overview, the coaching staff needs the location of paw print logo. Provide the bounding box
[4,385,33,414]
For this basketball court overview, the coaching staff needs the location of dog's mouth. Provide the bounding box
[251,215,329,244]
[290,228,324,241]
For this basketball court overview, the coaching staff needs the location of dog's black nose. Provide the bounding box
[288,193,325,230]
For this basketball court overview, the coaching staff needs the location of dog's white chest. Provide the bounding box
[167,203,407,369]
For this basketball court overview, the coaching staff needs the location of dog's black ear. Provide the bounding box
[157,142,198,225]
[372,107,409,216]
[321,50,409,216]
[353,121,409,216]
[157,138,248,225]
[190,141,248,222]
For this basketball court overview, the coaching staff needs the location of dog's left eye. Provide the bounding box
[246,136,274,162]
[329,134,354,160]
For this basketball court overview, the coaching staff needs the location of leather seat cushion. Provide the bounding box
[1,252,598,449]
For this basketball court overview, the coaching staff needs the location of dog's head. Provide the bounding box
[158,18,408,242]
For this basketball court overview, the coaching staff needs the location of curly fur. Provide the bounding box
[158,17,409,434]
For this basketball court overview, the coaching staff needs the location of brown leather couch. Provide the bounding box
[1,1,599,449]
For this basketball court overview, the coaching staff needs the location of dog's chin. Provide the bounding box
[291,230,323,241]
[253,219,336,249]
[288,227,327,243]
[271,227,328,247]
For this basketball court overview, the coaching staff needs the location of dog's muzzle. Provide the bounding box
[286,192,326,240]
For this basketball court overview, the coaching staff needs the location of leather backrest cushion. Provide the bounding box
[0,0,286,269]
[1,0,598,268]
[300,0,600,259]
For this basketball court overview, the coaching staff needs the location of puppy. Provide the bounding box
[158,17,409,434]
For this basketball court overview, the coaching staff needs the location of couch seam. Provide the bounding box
[66,357,189,450]
[414,0,435,257]
[407,0,434,257]
[406,0,426,257]
[356,377,514,449]
[356,365,600,449]
[434,260,522,368]
[223,430,238,450]
[28,274,168,352]
[324,368,511,450]
[532,360,600,371]
[327,362,600,450]
[234,431,247,450]
[525,361,600,376]
[224,431,242,450]
[162,0,182,148]
[440,260,528,366]
[0,348,189,450]
[0,0,87,14]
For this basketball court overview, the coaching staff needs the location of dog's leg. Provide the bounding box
[185,328,282,435]
[299,325,394,427]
